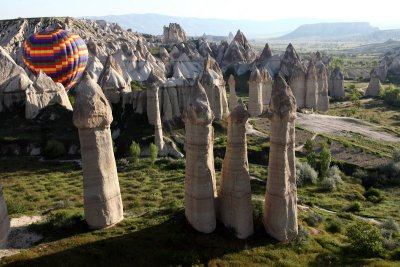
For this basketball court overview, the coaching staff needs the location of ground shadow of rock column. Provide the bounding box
[73,72,123,229]
[263,75,298,241]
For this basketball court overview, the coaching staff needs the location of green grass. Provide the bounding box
[0,157,399,266]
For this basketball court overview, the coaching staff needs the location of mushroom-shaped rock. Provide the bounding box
[305,61,318,109]
[219,100,253,239]
[264,75,298,241]
[248,68,263,117]
[183,81,216,234]
[315,61,329,111]
[366,69,381,97]
[329,66,345,99]
[228,74,238,110]
[260,69,273,109]
[73,72,123,229]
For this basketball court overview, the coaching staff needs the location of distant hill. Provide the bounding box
[276,22,379,40]
[83,13,342,38]
[276,22,400,42]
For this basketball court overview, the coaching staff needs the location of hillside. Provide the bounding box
[277,22,378,40]
[83,13,340,37]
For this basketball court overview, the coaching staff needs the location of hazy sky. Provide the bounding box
[1,0,399,28]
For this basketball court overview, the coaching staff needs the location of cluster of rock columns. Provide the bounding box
[263,75,298,241]
[219,100,253,239]
[183,81,217,234]
[73,72,124,229]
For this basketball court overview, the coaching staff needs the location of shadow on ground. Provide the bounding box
[3,210,277,267]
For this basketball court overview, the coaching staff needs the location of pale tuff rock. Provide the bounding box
[264,75,298,242]
[366,69,381,97]
[167,86,181,118]
[0,187,10,248]
[280,43,305,80]
[200,55,229,121]
[0,46,29,112]
[228,74,238,110]
[159,47,170,64]
[289,66,306,109]
[256,43,281,77]
[375,49,400,81]
[72,73,123,229]
[163,23,187,44]
[183,81,217,234]
[260,69,272,109]
[162,87,173,122]
[198,38,213,58]
[329,66,345,99]
[86,55,104,82]
[0,17,142,65]
[315,61,329,111]
[227,32,234,44]
[25,71,73,119]
[221,30,257,74]
[219,100,253,239]
[98,55,126,104]
[2,72,32,110]
[145,72,165,154]
[248,68,263,117]
[305,61,318,109]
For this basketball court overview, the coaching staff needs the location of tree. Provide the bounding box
[347,222,383,257]
[130,141,141,166]
[319,142,331,178]
[149,143,158,166]
[304,138,317,168]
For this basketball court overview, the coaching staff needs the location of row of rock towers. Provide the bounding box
[73,73,124,229]
[183,82,254,238]
[184,76,298,241]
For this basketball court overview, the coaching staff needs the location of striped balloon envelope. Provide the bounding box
[22,29,89,90]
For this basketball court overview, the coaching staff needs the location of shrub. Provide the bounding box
[346,222,383,257]
[320,166,343,192]
[296,161,318,187]
[129,141,141,165]
[149,143,158,166]
[6,199,27,215]
[392,148,400,163]
[304,138,317,168]
[44,139,66,159]
[130,80,145,91]
[325,219,342,233]
[319,143,331,177]
[381,85,400,107]
[304,211,324,226]
[364,187,384,203]
[381,218,400,237]
[47,211,84,229]
[345,201,362,212]
[293,224,309,248]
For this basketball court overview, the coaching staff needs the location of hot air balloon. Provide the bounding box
[22,29,89,90]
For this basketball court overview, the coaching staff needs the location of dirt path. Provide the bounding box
[296,113,400,143]
[0,215,43,259]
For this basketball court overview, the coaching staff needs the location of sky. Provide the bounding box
[1,0,400,28]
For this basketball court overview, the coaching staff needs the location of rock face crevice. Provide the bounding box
[264,75,298,242]
[0,186,10,248]
[73,73,123,229]
[183,81,217,234]
[219,100,253,239]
